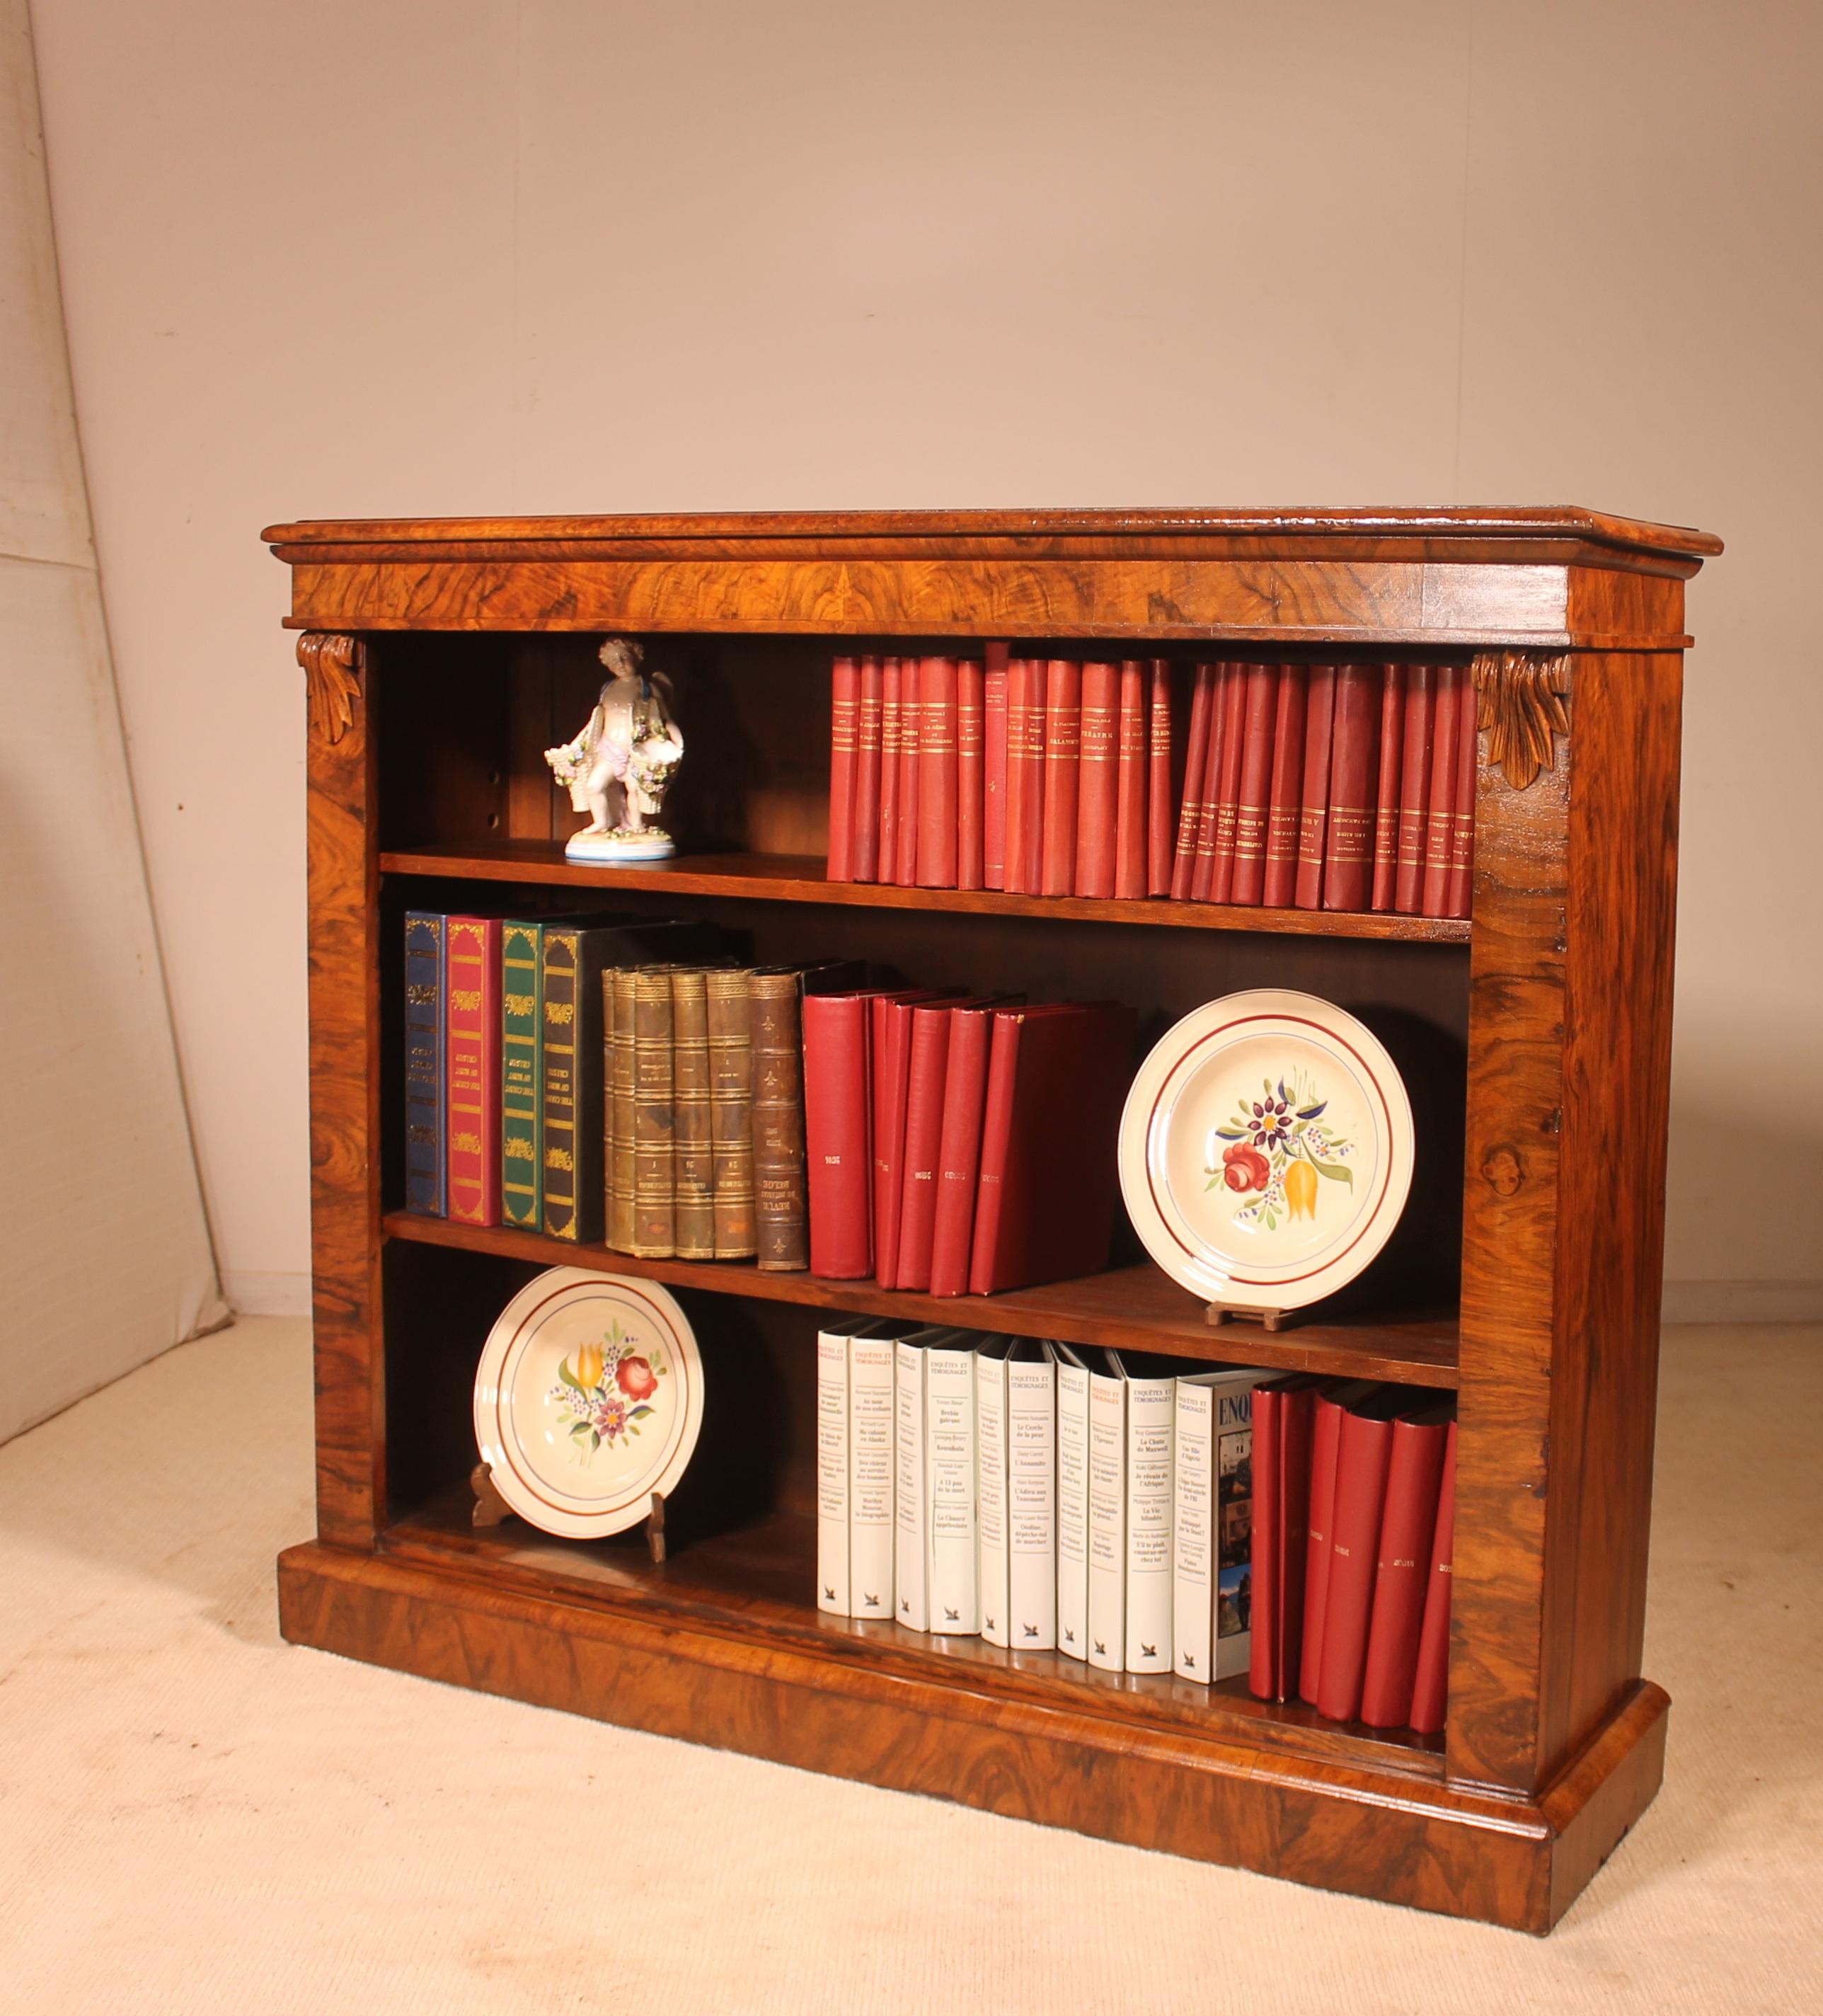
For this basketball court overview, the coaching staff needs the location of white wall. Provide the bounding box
[1,0,222,1436]
[28,0,1822,1316]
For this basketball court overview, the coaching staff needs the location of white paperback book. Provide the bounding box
[975,1339,1012,1646]
[1053,1344,1092,1661]
[815,1322,853,1615]
[847,1322,901,1621]
[1085,1350,1127,1673]
[1005,1340,1059,1651]
[893,1334,931,1632]
[1173,1370,1266,1683]
[925,1332,979,1635]
[1122,1356,1178,1673]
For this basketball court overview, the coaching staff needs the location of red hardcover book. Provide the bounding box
[870,989,956,1290]
[445,915,502,1227]
[1262,666,1307,909]
[1188,664,1231,902]
[894,660,922,886]
[1248,1375,1318,1702]
[957,657,985,891]
[1359,1406,1451,1728]
[896,1000,974,1293]
[1393,663,1437,915]
[1321,663,1380,913]
[852,655,883,883]
[1040,659,1081,897]
[1204,663,1249,903]
[928,1001,1001,1297]
[803,990,880,1279]
[1004,659,1047,895]
[1146,659,1174,895]
[1369,663,1405,912]
[1315,1391,1405,1722]
[967,1002,1136,1296]
[1294,665,1338,910]
[1074,660,1120,898]
[1114,660,1148,900]
[982,643,1010,890]
[1408,1421,1458,1734]
[917,655,960,889]
[1445,674,1478,919]
[1228,663,1279,905]
[1299,1378,1374,1705]
[1420,665,1463,920]
[877,657,904,886]
[827,656,858,881]
[1169,664,1215,900]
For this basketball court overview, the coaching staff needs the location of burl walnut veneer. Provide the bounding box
[267,506,1718,1932]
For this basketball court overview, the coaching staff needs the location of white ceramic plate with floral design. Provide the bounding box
[473,1268,703,1539]
[1118,990,1413,1312]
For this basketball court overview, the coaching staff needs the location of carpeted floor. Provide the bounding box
[1,1317,1818,2012]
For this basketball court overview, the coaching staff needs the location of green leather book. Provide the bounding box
[500,920,544,1230]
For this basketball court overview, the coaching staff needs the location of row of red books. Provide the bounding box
[801,991,1134,1297]
[826,651,1176,898]
[1250,1378,1456,1731]
[1171,662,1476,919]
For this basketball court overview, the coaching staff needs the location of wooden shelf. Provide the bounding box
[379,842,1473,944]
[381,1486,1447,1773]
[384,1209,1461,1387]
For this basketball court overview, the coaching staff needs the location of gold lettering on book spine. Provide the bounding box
[299,633,363,745]
[1471,650,1571,791]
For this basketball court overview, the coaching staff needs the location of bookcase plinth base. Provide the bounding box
[276,1538,1665,1933]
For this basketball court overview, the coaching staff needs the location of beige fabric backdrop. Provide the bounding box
[25,0,1822,1317]
[0,0,224,1436]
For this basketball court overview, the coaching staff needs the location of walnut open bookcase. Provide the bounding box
[266,506,1718,1932]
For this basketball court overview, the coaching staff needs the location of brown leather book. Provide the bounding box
[705,968,756,1260]
[609,967,638,1253]
[1262,667,1307,910]
[1146,658,1174,895]
[631,967,677,1259]
[601,969,619,1249]
[751,969,810,1271]
[1369,664,1406,912]
[1321,664,1380,913]
[1169,664,1214,900]
[1228,663,1279,905]
[1074,660,1120,898]
[669,969,715,1261]
[1114,659,1149,900]
[1040,659,1081,896]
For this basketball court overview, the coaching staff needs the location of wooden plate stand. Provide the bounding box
[266,505,1717,1933]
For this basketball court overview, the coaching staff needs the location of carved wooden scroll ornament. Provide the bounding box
[300,632,364,745]
[1471,650,1570,791]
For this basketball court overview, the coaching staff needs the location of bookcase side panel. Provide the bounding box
[1449,699,1570,1794]
[1540,651,1682,1771]
[304,633,386,1548]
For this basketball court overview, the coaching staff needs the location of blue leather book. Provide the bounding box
[403,910,447,1214]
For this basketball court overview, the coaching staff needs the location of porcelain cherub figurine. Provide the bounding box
[544,639,684,862]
